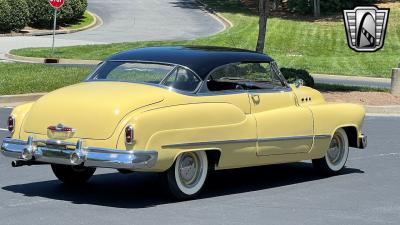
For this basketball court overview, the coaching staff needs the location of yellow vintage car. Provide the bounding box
[1,46,367,199]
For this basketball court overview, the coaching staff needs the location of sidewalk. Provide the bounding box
[313,73,391,89]
[0,36,106,62]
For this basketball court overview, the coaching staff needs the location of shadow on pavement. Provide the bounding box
[170,0,203,10]
[2,162,363,208]
[170,0,254,16]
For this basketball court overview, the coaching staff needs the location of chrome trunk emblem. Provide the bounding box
[48,124,76,133]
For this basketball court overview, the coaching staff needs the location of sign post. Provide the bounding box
[48,0,65,55]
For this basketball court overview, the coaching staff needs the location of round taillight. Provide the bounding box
[7,116,15,133]
[125,125,134,145]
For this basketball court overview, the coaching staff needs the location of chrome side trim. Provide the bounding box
[163,135,332,148]
[162,138,258,148]
[314,135,332,140]
[258,135,314,143]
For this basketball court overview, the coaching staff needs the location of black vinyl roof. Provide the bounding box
[107,46,274,79]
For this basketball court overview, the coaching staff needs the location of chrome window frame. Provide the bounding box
[198,61,291,95]
[84,60,204,94]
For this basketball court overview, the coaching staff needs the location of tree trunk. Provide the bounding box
[313,0,320,18]
[256,0,269,53]
[271,0,281,10]
[272,0,277,10]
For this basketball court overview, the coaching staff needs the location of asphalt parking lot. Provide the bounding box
[0,107,399,225]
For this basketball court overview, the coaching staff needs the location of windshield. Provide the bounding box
[88,61,202,92]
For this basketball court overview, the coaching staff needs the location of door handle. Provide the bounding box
[251,94,260,104]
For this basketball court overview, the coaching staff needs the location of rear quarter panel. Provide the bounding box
[117,102,257,171]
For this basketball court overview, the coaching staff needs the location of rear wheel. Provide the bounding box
[313,128,349,175]
[163,151,208,200]
[51,164,96,184]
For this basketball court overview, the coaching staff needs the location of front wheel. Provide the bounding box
[313,128,349,175]
[51,164,96,184]
[163,151,208,200]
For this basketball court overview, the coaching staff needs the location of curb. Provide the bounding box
[312,73,390,83]
[4,1,232,66]
[195,0,233,30]
[365,105,400,114]
[5,52,101,65]
[0,11,101,37]
[0,93,45,107]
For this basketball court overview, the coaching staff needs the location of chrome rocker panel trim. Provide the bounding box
[1,136,158,170]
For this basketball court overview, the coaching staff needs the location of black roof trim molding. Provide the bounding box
[107,46,274,79]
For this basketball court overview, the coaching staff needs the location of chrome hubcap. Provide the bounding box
[178,152,201,188]
[327,134,344,165]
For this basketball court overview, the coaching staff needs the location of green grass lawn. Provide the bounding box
[64,11,95,30]
[0,62,386,96]
[0,63,91,95]
[10,0,400,78]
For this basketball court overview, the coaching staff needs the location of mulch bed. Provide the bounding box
[322,92,400,106]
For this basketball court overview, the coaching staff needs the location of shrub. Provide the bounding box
[281,68,315,88]
[26,0,87,28]
[26,0,55,28]
[287,0,378,15]
[7,0,30,31]
[0,0,29,32]
[287,0,312,15]
[321,0,378,14]
[60,0,87,23]
[0,0,12,32]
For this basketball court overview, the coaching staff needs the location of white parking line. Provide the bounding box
[350,152,400,160]
[0,128,9,132]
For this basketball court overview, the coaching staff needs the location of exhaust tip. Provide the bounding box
[11,161,22,167]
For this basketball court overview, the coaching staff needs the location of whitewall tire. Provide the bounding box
[164,151,208,199]
[313,128,349,175]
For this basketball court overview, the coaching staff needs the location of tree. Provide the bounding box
[256,0,270,53]
[313,0,320,17]
[271,0,282,11]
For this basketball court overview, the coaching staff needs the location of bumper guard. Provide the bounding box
[358,134,368,149]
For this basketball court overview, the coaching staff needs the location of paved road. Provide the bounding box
[0,107,399,225]
[0,0,224,61]
[61,0,225,43]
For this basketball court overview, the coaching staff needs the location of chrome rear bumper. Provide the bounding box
[1,136,158,170]
[359,134,367,149]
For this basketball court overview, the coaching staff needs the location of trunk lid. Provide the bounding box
[23,82,165,140]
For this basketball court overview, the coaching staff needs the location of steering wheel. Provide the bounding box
[235,85,244,90]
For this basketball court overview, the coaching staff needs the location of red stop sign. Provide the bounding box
[48,0,65,8]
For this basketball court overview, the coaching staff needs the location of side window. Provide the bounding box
[207,62,284,92]
[163,67,201,92]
